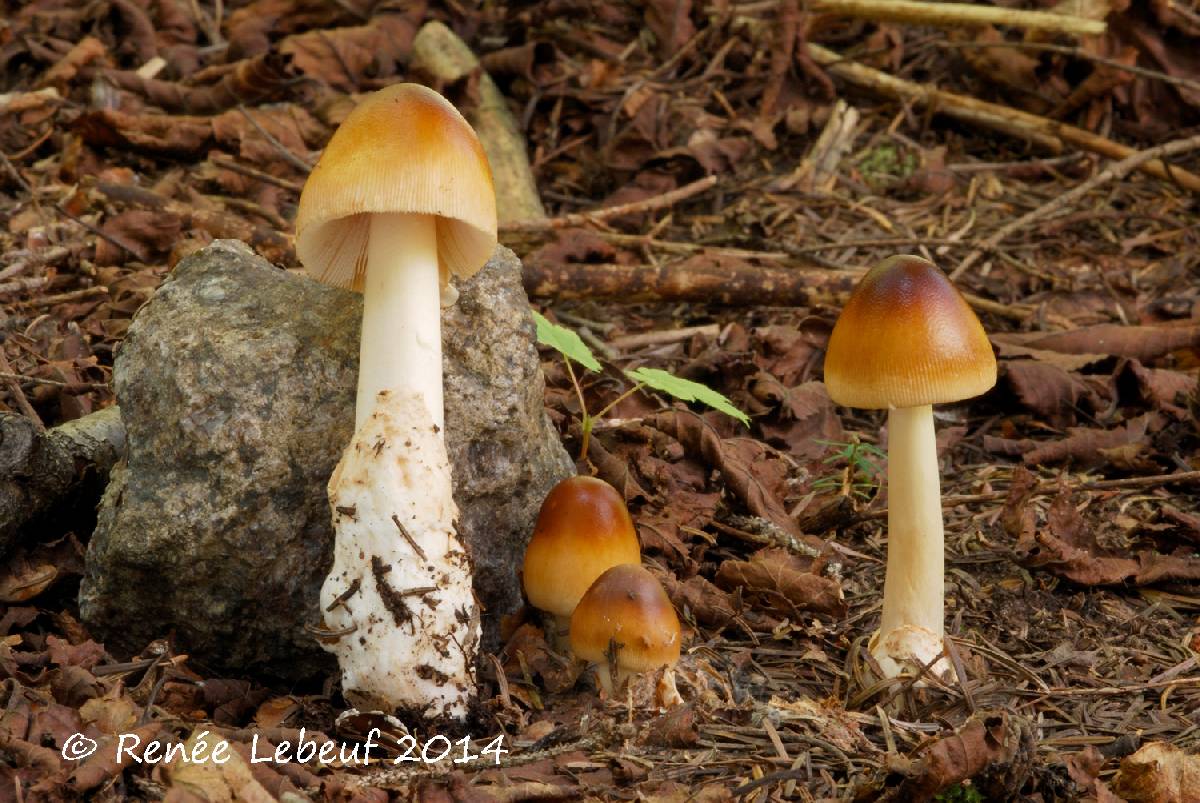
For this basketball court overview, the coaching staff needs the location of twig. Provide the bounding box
[0,349,43,432]
[391,514,428,561]
[94,657,158,677]
[18,287,109,307]
[138,656,172,725]
[0,277,48,295]
[208,154,302,192]
[788,236,1014,252]
[950,132,1200,279]
[0,151,38,203]
[781,99,860,192]
[54,204,143,257]
[502,176,717,232]
[0,372,108,391]
[590,231,791,261]
[610,324,721,350]
[945,155,1086,174]
[324,578,361,611]
[209,194,290,230]
[236,105,314,172]
[856,469,1200,521]
[0,245,71,281]
[938,40,1200,97]
[811,0,1104,35]
[1016,676,1200,698]
[806,44,1200,193]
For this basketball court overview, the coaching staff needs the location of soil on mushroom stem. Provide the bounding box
[2,0,1200,799]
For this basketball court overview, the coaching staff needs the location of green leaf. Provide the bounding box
[531,311,602,373]
[624,367,750,426]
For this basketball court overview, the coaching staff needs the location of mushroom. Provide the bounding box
[295,82,496,431]
[295,84,496,719]
[522,476,641,648]
[569,563,681,695]
[823,255,996,680]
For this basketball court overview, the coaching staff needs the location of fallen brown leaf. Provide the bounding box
[1066,745,1124,803]
[1004,360,1098,422]
[0,535,85,603]
[751,377,844,460]
[1004,473,1200,586]
[768,696,872,753]
[986,412,1163,467]
[894,712,1034,801]
[714,547,845,617]
[657,571,779,633]
[650,410,803,539]
[1113,742,1200,803]
[163,730,276,803]
[998,323,1200,364]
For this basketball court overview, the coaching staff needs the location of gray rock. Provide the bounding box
[0,407,124,557]
[81,240,571,681]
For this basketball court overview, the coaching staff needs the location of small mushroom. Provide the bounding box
[569,564,681,695]
[823,255,996,680]
[522,476,641,648]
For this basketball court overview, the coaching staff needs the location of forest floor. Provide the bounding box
[2,0,1200,800]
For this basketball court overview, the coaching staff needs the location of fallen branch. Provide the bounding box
[523,257,1027,318]
[814,0,1104,36]
[524,257,855,305]
[503,176,717,232]
[0,406,124,557]
[951,132,1200,279]
[807,44,1200,193]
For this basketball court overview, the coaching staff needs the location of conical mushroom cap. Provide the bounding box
[295,83,497,293]
[522,476,641,619]
[824,255,997,409]
[569,564,681,674]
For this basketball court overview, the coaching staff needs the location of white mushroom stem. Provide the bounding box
[358,213,443,430]
[592,664,630,697]
[320,390,480,719]
[871,404,954,680]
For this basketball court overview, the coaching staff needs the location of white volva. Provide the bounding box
[870,404,954,680]
[320,390,480,719]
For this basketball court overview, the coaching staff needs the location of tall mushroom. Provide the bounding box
[295,83,497,719]
[823,255,996,680]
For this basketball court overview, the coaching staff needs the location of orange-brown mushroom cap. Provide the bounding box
[522,476,641,619]
[823,255,997,409]
[295,83,497,292]
[569,564,681,674]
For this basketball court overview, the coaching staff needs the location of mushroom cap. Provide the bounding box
[569,564,681,673]
[823,255,997,409]
[295,83,498,293]
[522,476,641,619]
